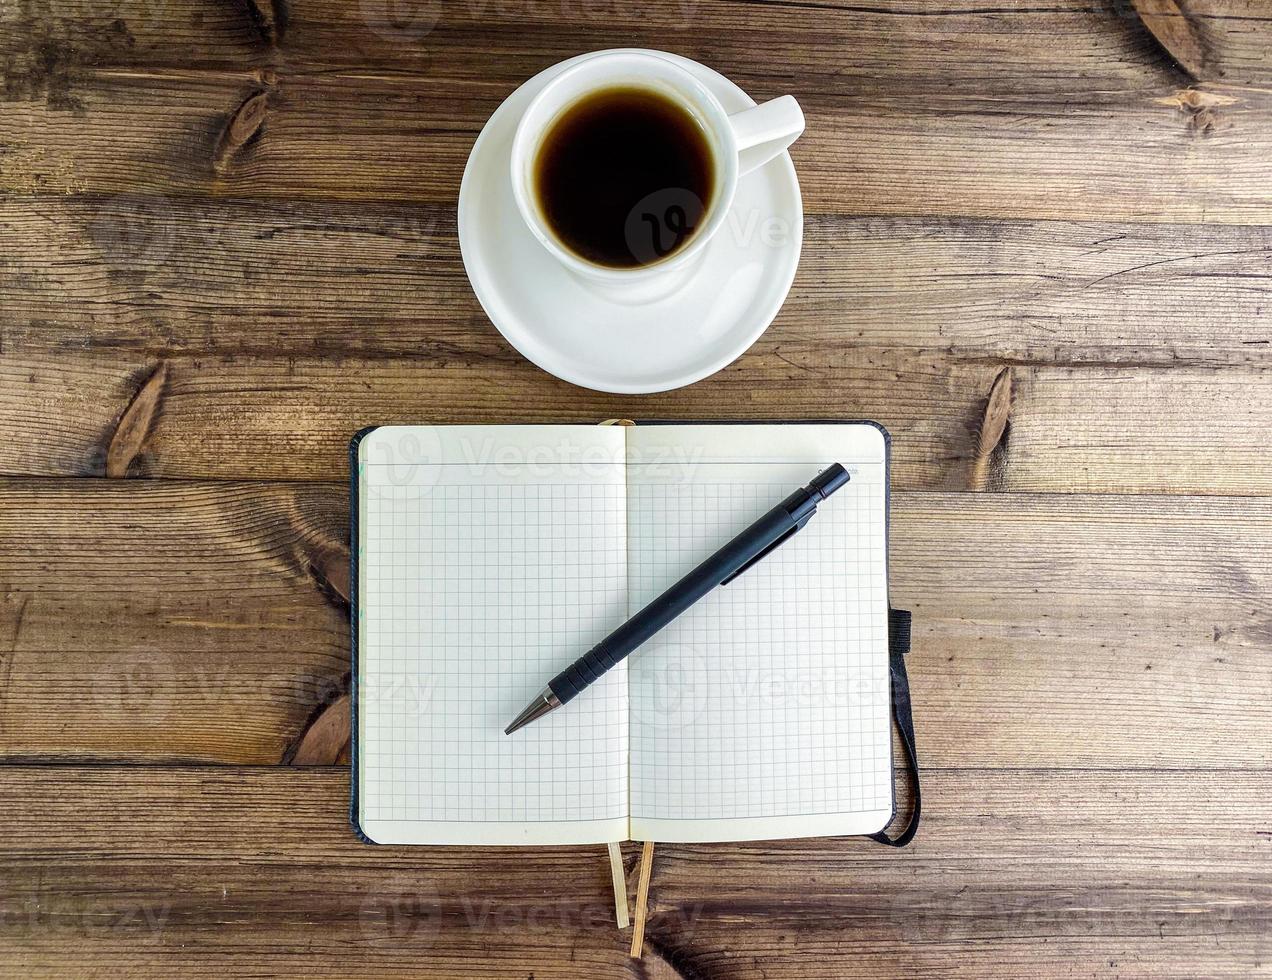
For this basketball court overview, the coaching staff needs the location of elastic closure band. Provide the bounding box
[870,608,920,847]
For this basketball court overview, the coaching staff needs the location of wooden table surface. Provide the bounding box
[2,1,1271,976]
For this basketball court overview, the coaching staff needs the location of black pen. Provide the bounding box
[504,463,851,734]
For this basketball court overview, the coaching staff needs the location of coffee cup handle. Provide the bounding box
[728,95,805,176]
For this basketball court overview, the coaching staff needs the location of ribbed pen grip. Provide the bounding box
[550,639,625,703]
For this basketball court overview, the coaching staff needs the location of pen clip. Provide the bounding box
[720,516,812,587]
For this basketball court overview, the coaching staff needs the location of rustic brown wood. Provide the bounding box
[7,67,1272,222]
[1134,0,1272,85]
[1136,0,1212,79]
[6,198,1272,365]
[7,0,1270,91]
[0,479,349,764]
[0,766,1266,977]
[3,0,1271,975]
[5,198,1270,492]
[1,1,1272,221]
[0,0,1201,84]
[288,693,351,766]
[3,482,1268,769]
[969,367,1012,492]
[104,361,169,478]
[2,350,1269,492]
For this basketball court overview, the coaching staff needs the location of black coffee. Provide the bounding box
[533,87,715,268]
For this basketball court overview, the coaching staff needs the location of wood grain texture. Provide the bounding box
[2,482,1268,768]
[0,766,1267,977]
[5,197,1272,365]
[1134,0,1272,84]
[6,69,1272,223]
[3,1,1272,976]
[1,0,1190,88]
[8,0,1267,89]
[2,2,1272,221]
[3,349,1269,493]
[0,479,349,763]
[8,0,1180,77]
[4,198,1270,494]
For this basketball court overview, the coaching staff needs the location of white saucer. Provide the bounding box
[458,50,803,395]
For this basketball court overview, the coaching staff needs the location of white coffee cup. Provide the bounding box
[509,49,804,297]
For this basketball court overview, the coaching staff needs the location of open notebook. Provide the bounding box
[351,422,894,845]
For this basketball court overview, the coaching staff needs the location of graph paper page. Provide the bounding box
[625,424,893,843]
[355,425,629,845]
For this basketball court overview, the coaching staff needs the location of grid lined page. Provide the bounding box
[625,424,892,843]
[355,425,629,846]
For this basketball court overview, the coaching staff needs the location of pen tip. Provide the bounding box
[503,685,563,735]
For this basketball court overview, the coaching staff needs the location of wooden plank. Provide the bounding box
[1000,365,1272,493]
[3,1,1272,221]
[9,0,1269,88]
[0,479,349,764]
[0,0,1186,80]
[2,483,1268,767]
[0,766,1267,977]
[5,66,1272,223]
[2,343,1269,491]
[4,196,1272,366]
[896,492,1271,768]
